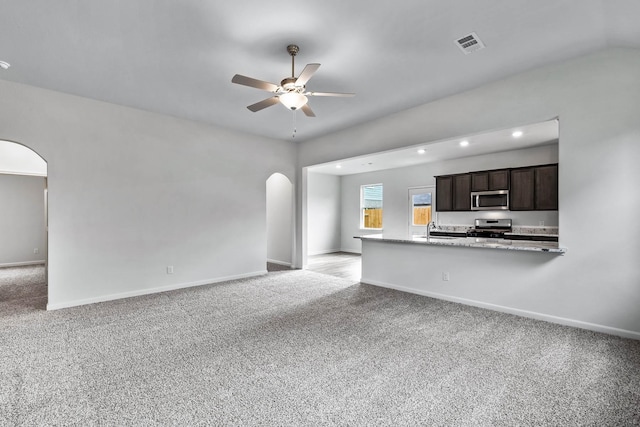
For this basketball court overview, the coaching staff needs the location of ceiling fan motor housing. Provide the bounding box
[280,77,299,91]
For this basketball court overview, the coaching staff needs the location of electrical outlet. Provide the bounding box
[167,266,174,274]
[33,248,39,254]
[539,221,545,226]
[442,272,450,281]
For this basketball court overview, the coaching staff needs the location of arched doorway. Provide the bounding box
[0,140,48,307]
[266,173,293,271]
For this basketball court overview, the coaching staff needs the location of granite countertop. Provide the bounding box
[357,234,566,254]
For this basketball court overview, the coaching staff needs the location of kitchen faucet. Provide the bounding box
[426,221,436,238]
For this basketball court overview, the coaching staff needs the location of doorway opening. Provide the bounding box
[408,185,435,236]
[0,140,48,309]
[266,173,294,272]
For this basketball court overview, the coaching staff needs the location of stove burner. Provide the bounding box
[467,218,513,238]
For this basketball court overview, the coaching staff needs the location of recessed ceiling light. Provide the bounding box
[0,61,10,70]
[512,130,523,138]
[459,140,469,147]
[335,164,342,169]
[417,149,426,154]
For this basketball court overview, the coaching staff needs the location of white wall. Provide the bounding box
[266,173,293,266]
[0,80,296,309]
[307,172,341,255]
[0,174,46,266]
[340,144,559,253]
[297,48,640,336]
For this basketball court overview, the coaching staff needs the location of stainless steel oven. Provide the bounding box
[471,190,509,211]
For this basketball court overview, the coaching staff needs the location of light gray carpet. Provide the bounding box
[0,264,47,307]
[1,266,639,426]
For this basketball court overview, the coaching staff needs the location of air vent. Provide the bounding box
[455,32,485,55]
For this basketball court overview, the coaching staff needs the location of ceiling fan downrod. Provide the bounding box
[287,44,299,78]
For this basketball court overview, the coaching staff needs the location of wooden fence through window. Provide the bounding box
[363,208,383,229]
[413,206,432,225]
[364,207,431,229]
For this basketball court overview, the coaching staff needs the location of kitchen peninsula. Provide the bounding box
[356,225,567,324]
[359,233,565,254]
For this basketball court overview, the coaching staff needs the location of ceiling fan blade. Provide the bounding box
[295,63,320,87]
[232,74,279,92]
[301,104,316,117]
[307,91,355,97]
[247,96,280,112]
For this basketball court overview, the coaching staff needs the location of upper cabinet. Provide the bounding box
[436,163,558,212]
[453,174,471,211]
[436,173,470,211]
[435,176,453,211]
[510,164,558,211]
[471,169,509,191]
[534,164,558,210]
[510,168,535,210]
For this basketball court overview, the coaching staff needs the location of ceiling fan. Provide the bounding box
[231,44,355,117]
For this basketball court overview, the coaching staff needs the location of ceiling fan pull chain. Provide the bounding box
[292,110,297,138]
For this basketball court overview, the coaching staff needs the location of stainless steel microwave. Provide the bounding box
[471,190,509,211]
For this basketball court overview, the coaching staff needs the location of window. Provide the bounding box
[361,184,383,229]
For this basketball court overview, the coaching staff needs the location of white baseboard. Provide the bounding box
[0,260,46,268]
[46,270,267,311]
[267,258,292,267]
[307,249,342,256]
[308,249,362,256]
[339,249,361,255]
[361,277,640,340]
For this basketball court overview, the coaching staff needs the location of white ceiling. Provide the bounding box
[309,119,559,175]
[1,1,639,143]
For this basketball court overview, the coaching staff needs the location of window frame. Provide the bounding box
[360,183,383,230]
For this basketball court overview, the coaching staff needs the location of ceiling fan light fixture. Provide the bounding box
[279,92,308,110]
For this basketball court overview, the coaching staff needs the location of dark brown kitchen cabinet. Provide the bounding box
[471,172,488,192]
[436,174,471,211]
[489,169,509,190]
[510,164,558,211]
[471,169,509,191]
[435,176,453,211]
[510,168,535,210]
[437,163,557,212]
[453,174,471,211]
[534,164,558,210]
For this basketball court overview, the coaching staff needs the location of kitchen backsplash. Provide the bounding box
[511,226,559,235]
[438,224,558,236]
